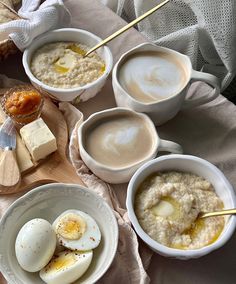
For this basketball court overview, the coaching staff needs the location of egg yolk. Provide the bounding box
[56,213,87,240]
[45,252,77,272]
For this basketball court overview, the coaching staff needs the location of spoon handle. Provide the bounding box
[200,209,236,219]
[85,0,170,57]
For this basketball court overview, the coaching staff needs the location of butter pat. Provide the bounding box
[151,200,174,217]
[20,118,57,161]
[54,53,76,73]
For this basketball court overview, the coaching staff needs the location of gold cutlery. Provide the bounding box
[85,0,170,57]
[199,208,236,219]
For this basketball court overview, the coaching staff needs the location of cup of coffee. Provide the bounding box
[78,107,183,184]
[112,43,220,125]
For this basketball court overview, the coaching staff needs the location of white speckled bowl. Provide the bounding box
[126,154,236,259]
[0,183,118,284]
[23,28,113,102]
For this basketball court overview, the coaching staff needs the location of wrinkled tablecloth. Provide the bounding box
[1,0,236,283]
[0,76,152,284]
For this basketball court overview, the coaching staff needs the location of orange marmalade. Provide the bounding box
[5,89,41,116]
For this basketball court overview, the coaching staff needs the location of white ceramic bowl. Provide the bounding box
[0,183,118,284]
[126,154,236,259]
[78,107,182,184]
[23,28,113,102]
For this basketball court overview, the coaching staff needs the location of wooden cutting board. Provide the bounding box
[0,98,84,194]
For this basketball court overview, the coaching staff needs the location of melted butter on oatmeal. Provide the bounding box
[100,64,106,73]
[151,199,174,217]
[171,217,224,249]
[54,53,76,73]
[68,44,86,56]
[30,42,105,89]
[185,219,221,245]
[151,197,180,218]
[135,171,225,250]
[54,64,69,73]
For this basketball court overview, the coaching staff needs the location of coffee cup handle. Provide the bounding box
[158,139,183,154]
[182,70,221,109]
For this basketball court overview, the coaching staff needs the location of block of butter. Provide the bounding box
[20,118,57,162]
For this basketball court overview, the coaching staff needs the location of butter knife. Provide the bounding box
[0,118,21,188]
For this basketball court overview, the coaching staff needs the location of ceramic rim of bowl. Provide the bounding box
[113,42,192,106]
[78,107,159,172]
[22,28,113,94]
[0,183,119,284]
[126,154,236,258]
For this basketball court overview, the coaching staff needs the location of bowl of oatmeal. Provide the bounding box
[126,154,236,259]
[22,28,113,102]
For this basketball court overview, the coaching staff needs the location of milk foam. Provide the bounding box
[103,126,139,155]
[85,114,154,168]
[119,51,188,103]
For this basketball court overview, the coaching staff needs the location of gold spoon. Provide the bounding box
[84,0,170,57]
[199,208,236,219]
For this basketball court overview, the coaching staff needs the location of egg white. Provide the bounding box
[39,250,93,284]
[52,209,101,251]
[15,218,56,272]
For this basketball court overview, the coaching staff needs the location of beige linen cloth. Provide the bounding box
[0,74,152,284]
[61,104,153,284]
[1,1,236,284]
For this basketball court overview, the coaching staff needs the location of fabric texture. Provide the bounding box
[1,1,236,283]
[66,108,152,284]
[0,0,71,50]
[0,75,152,284]
[101,0,236,91]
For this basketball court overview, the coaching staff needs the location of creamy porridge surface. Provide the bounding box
[135,171,225,250]
[30,42,105,89]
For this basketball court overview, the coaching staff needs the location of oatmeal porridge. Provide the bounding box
[135,171,225,250]
[30,42,105,89]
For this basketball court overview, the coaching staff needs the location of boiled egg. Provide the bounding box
[15,218,56,272]
[39,250,93,284]
[52,209,101,251]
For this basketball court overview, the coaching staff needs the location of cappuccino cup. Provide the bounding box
[112,43,220,125]
[78,107,183,184]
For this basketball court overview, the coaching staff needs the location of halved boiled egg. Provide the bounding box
[52,209,101,251]
[39,250,93,284]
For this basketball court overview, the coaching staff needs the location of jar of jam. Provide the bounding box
[1,85,44,125]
